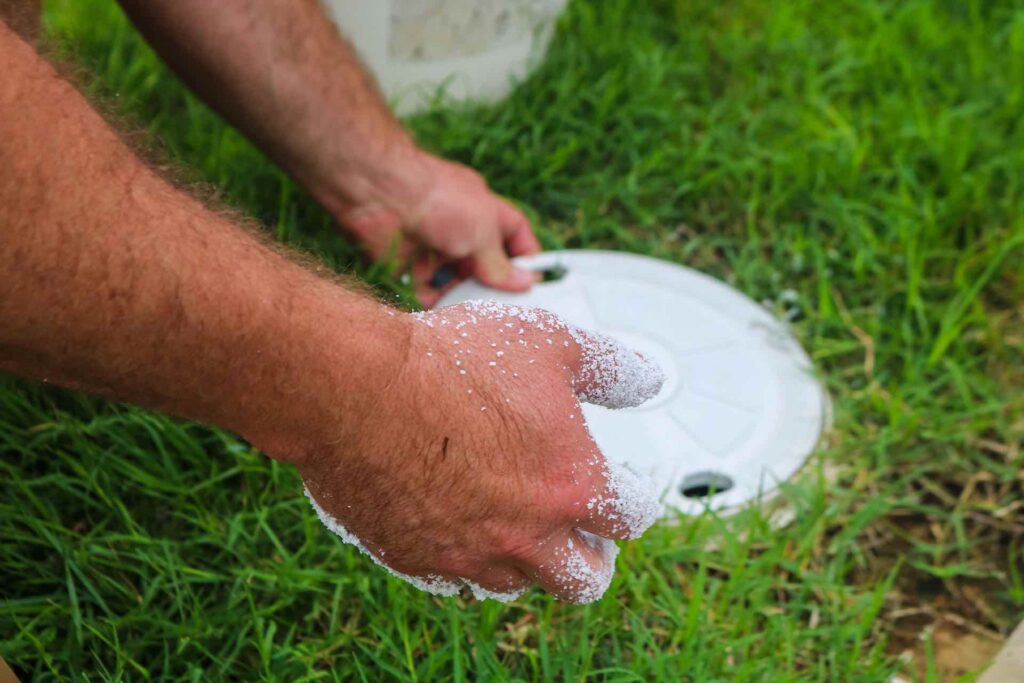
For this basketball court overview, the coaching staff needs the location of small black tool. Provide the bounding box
[428,264,458,289]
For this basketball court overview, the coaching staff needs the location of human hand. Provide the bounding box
[333,152,541,308]
[299,301,665,603]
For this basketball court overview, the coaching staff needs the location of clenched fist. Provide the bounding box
[300,302,665,603]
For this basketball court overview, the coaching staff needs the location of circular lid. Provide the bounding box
[437,250,830,516]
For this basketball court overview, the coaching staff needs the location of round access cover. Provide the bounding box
[437,250,830,516]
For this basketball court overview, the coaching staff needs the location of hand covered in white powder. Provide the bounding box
[299,301,665,603]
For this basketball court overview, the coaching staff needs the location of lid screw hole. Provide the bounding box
[679,471,734,499]
[538,264,568,283]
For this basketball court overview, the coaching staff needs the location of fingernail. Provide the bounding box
[507,267,540,289]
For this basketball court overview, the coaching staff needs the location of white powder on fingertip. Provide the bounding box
[588,462,660,540]
[568,327,666,410]
[550,531,619,604]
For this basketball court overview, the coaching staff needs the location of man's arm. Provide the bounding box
[0,0,38,41]
[117,0,540,306]
[0,20,404,459]
[0,24,661,602]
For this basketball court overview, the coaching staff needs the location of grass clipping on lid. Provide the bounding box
[305,301,664,604]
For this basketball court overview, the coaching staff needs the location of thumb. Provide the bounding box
[472,245,538,291]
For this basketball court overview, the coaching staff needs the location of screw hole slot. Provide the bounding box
[537,264,568,283]
[679,471,734,499]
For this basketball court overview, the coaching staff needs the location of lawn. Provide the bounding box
[2,0,1023,680]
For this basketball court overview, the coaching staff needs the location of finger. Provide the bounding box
[360,228,417,266]
[455,257,476,280]
[471,244,539,291]
[565,327,666,409]
[498,199,541,256]
[410,253,442,307]
[416,279,466,309]
[414,257,465,308]
[526,529,619,604]
[416,285,442,309]
[573,459,661,541]
[462,566,532,603]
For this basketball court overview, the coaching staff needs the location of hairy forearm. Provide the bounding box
[0,0,39,41]
[0,24,407,458]
[116,0,428,218]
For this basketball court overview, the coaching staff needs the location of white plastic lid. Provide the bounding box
[437,250,830,516]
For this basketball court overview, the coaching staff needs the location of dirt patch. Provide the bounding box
[892,619,1004,681]
[839,421,1024,681]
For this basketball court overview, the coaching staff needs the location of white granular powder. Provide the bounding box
[307,483,629,604]
[567,327,665,409]
[304,486,462,597]
[589,462,660,540]
[464,580,527,603]
[425,300,665,410]
[549,531,620,604]
[306,487,531,603]
[307,302,665,603]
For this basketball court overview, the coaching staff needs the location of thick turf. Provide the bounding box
[2,0,1022,680]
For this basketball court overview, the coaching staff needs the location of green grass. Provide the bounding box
[3,0,1023,679]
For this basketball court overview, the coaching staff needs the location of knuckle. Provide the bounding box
[464,168,487,188]
[559,476,601,521]
[497,528,546,564]
[447,242,474,259]
[532,463,597,523]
